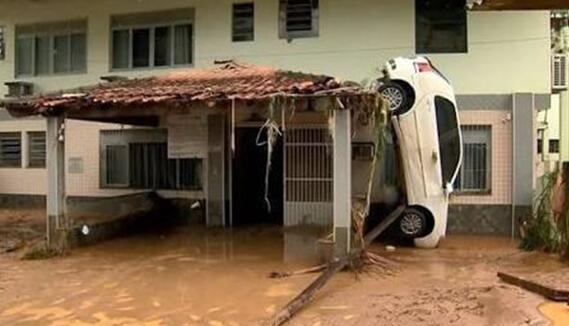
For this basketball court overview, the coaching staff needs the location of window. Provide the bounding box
[0,133,21,168]
[0,26,5,61]
[415,0,467,54]
[15,21,87,76]
[106,145,129,186]
[435,96,461,186]
[28,132,46,168]
[549,139,560,154]
[454,125,491,193]
[129,143,202,190]
[101,130,202,190]
[279,0,319,39]
[232,3,254,42]
[111,9,194,70]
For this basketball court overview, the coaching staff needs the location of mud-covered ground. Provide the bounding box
[0,209,568,325]
[0,209,44,253]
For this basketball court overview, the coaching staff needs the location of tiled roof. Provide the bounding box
[3,62,372,116]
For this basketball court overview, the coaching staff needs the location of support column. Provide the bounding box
[512,93,536,238]
[560,91,569,162]
[46,115,67,250]
[333,109,351,256]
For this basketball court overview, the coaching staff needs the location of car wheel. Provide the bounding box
[398,208,427,238]
[378,82,409,114]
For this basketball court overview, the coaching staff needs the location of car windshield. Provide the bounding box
[434,96,461,186]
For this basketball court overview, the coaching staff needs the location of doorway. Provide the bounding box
[232,127,283,225]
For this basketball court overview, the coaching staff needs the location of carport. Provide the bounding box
[1,62,384,256]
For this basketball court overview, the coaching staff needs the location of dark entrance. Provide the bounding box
[232,127,283,225]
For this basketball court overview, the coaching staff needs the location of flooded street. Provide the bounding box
[1,220,568,325]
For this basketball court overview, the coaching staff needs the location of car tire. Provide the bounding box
[398,208,428,238]
[378,81,410,115]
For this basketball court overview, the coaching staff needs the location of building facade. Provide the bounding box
[0,0,552,235]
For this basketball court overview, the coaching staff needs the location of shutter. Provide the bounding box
[553,54,568,90]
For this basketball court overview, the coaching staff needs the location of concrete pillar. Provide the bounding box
[46,116,67,249]
[333,109,351,256]
[560,91,569,162]
[512,93,536,237]
[21,131,29,168]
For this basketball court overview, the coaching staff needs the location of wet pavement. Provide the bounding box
[0,224,568,325]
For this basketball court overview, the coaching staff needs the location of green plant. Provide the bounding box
[520,170,561,252]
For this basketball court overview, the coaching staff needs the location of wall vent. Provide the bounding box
[552,54,568,91]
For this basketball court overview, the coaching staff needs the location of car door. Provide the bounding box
[393,94,443,205]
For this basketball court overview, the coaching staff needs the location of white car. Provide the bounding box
[378,56,463,248]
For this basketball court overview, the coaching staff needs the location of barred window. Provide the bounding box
[232,3,254,42]
[28,132,46,168]
[0,132,22,168]
[454,125,491,193]
[279,0,319,39]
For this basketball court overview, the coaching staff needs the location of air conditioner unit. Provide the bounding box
[4,81,33,98]
[552,54,568,91]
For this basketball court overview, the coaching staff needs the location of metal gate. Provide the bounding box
[284,126,333,226]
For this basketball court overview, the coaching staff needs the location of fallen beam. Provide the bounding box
[268,205,405,326]
[497,272,569,302]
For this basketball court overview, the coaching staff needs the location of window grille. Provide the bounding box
[279,0,319,39]
[232,3,254,42]
[28,132,46,168]
[0,132,21,168]
[454,125,491,193]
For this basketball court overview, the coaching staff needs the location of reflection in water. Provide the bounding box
[0,225,332,326]
[540,302,569,326]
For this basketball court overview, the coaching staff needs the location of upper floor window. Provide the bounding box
[232,3,255,42]
[415,0,467,54]
[0,26,5,61]
[279,0,319,40]
[111,9,194,70]
[15,20,87,77]
[550,139,560,154]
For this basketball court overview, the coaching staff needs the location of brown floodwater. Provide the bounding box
[0,225,335,325]
[0,227,565,325]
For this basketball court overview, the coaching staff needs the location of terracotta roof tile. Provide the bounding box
[2,62,372,116]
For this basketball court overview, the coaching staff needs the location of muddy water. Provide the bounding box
[540,302,569,325]
[0,226,330,325]
[0,231,564,325]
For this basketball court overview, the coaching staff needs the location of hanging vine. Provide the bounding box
[256,96,283,213]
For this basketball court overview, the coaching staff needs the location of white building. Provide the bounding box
[0,0,553,237]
